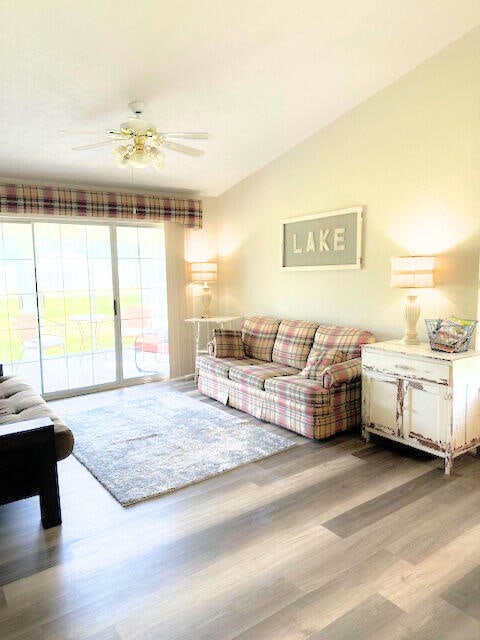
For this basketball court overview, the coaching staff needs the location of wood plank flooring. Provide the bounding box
[1,377,480,638]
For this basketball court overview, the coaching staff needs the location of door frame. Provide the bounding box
[0,216,170,400]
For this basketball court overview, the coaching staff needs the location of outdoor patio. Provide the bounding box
[3,347,170,395]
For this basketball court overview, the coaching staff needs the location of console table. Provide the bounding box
[185,316,243,381]
[362,340,480,474]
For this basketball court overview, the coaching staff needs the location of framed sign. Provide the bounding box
[280,206,363,271]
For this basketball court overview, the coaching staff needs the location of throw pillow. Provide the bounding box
[212,329,245,359]
[300,348,348,380]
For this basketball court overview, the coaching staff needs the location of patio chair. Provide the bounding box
[134,328,169,374]
[120,307,153,341]
[11,315,66,362]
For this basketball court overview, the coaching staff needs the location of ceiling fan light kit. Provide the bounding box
[70,101,209,171]
[113,143,164,171]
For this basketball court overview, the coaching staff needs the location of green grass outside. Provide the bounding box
[0,293,138,362]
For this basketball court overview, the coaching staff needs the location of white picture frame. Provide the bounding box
[280,206,363,271]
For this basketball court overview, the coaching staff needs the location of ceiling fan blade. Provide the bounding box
[72,140,119,151]
[162,141,204,156]
[160,132,210,140]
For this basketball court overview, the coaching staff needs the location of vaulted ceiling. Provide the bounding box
[1,1,479,196]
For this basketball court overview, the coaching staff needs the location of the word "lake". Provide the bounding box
[292,227,346,253]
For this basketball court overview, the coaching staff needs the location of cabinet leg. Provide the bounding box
[362,427,370,443]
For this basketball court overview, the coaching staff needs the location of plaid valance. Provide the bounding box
[0,183,202,229]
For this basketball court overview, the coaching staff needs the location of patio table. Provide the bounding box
[68,314,109,353]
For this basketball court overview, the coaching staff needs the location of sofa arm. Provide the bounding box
[323,357,362,388]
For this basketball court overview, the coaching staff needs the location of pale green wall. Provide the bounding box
[212,27,480,342]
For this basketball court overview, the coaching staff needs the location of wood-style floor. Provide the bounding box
[1,378,480,639]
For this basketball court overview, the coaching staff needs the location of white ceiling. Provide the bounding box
[1,1,479,197]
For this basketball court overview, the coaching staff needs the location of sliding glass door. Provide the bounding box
[0,219,169,397]
[117,226,169,380]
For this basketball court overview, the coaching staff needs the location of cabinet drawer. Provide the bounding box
[362,351,450,385]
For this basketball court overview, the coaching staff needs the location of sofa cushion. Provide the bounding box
[229,362,299,390]
[300,348,348,380]
[197,355,262,379]
[0,376,74,461]
[312,325,375,359]
[211,329,245,359]
[264,375,330,405]
[242,316,281,362]
[272,319,319,369]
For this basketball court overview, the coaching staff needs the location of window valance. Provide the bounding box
[0,183,202,229]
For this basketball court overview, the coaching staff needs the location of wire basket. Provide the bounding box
[425,318,477,353]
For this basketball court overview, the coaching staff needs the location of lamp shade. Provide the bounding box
[390,256,435,288]
[190,262,218,284]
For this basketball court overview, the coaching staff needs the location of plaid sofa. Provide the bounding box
[197,316,375,440]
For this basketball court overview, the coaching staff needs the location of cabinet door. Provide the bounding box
[363,372,401,437]
[403,380,449,452]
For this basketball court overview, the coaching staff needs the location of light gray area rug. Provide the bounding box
[63,391,295,506]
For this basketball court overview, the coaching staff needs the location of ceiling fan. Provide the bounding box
[64,101,210,171]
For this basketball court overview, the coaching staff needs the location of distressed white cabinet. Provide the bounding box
[362,341,480,474]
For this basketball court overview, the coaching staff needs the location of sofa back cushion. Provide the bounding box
[311,325,375,359]
[272,319,319,369]
[242,316,281,362]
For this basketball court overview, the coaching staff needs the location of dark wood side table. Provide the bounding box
[0,418,62,528]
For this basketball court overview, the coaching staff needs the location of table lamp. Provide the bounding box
[390,255,435,345]
[190,262,218,318]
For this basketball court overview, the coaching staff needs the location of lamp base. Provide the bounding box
[402,294,421,345]
[200,284,213,318]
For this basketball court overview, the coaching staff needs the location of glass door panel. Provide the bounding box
[0,223,42,392]
[117,226,169,379]
[34,222,116,394]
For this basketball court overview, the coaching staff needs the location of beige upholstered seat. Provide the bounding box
[0,376,74,460]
